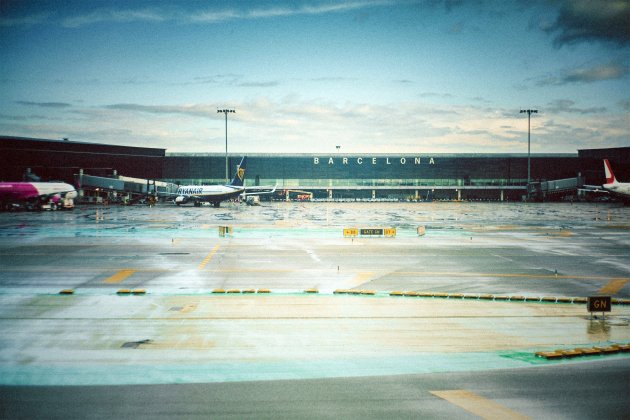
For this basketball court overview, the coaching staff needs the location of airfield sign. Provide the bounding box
[587,296,611,314]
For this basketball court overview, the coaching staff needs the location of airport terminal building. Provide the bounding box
[0,136,165,181]
[164,153,582,201]
[2,136,628,201]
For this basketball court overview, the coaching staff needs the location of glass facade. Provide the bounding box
[163,153,581,200]
[163,154,579,185]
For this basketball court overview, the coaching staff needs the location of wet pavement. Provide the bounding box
[0,201,629,418]
[2,200,629,237]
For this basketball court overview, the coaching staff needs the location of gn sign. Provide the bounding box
[588,296,611,313]
[344,228,396,237]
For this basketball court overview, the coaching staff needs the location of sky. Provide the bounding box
[0,0,628,154]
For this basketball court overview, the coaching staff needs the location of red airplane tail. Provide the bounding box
[603,159,618,185]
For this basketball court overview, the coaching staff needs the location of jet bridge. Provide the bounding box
[528,176,583,201]
[76,173,178,204]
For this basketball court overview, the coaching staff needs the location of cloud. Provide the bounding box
[0,12,50,27]
[545,100,607,114]
[535,61,629,86]
[0,113,57,121]
[90,99,496,153]
[2,96,627,154]
[180,74,280,88]
[188,1,396,24]
[0,113,28,121]
[311,76,359,83]
[16,101,73,108]
[561,62,629,83]
[419,92,454,99]
[548,0,630,47]
[3,1,397,28]
[61,8,165,28]
[104,103,215,118]
[239,81,280,88]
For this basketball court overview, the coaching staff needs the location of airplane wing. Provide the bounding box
[578,185,609,194]
[241,185,277,196]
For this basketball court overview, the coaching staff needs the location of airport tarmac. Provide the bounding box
[1,201,629,419]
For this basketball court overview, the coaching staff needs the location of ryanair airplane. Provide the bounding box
[173,157,274,207]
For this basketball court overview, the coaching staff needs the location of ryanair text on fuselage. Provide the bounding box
[176,187,205,195]
[313,157,436,165]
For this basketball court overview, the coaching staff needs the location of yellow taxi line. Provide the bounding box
[343,272,375,289]
[599,278,629,295]
[104,269,136,284]
[430,390,531,420]
[6,266,629,284]
[198,244,220,270]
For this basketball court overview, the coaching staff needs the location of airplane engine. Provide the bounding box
[175,195,188,205]
[65,190,78,199]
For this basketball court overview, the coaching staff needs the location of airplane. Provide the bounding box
[581,159,630,203]
[0,181,78,211]
[171,157,275,207]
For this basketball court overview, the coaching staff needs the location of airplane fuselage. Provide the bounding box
[604,183,630,200]
[602,159,630,202]
[170,156,248,207]
[580,160,630,203]
[175,184,245,206]
[0,182,77,210]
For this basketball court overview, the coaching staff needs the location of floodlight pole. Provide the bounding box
[217,109,235,183]
[520,109,538,200]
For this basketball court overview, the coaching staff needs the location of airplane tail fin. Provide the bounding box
[228,157,247,187]
[604,159,619,185]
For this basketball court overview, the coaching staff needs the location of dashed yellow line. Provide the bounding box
[198,244,220,270]
[599,278,629,295]
[181,303,198,313]
[210,268,293,273]
[5,265,630,285]
[104,269,136,284]
[430,390,531,420]
[345,272,375,289]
